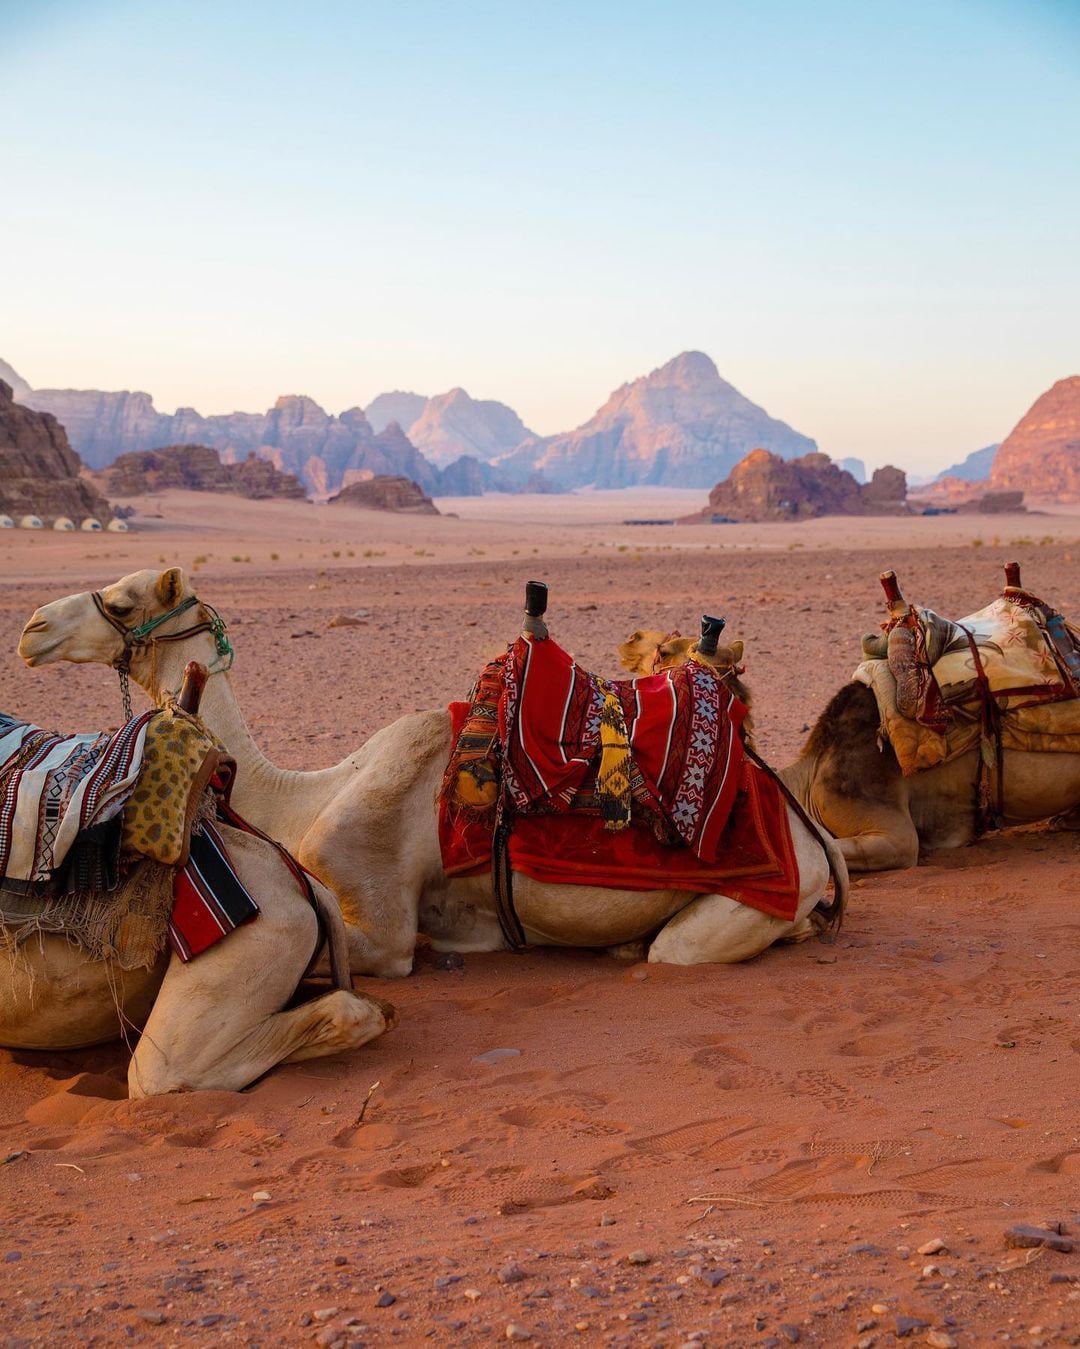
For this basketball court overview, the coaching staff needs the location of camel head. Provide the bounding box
[618,629,697,676]
[18,567,197,670]
[618,628,745,679]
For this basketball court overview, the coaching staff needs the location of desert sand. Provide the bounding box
[0,492,1078,1348]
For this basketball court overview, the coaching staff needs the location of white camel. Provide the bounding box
[1,820,395,1096]
[19,568,848,972]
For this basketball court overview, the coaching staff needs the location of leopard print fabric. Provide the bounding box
[120,708,224,866]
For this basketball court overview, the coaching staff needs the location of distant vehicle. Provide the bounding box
[623,518,676,526]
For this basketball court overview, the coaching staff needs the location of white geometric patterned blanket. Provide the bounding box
[0,712,153,883]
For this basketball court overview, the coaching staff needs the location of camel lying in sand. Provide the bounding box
[620,626,1080,873]
[19,569,847,973]
[0,821,394,1096]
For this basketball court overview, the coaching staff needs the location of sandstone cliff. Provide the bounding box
[989,377,1080,499]
[0,381,112,523]
[501,352,817,490]
[17,382,446,497]
[102,444,306,499]
[328,475,439,514]
[687,449,909,522]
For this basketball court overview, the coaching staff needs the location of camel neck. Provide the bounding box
[131,632,349,848]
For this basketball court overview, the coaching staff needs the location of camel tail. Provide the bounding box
[813,830,849,932]
[312,885,354,991]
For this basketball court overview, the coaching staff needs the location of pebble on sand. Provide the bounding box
[625,1249,651,1265]
[505,1324,532,1342]
[472,1048,521,1065]
[925,1331,958,1348]
[1004,1224,1073,1253]
[917,1238,948,1256]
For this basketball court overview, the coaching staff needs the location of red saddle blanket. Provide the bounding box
[439,636,800,920]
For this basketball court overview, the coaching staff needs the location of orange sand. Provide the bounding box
[0,493,1078,1346]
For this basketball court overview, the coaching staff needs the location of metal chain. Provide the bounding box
[119,664,133,722]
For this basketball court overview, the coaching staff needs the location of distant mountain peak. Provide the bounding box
[652,350,722,387]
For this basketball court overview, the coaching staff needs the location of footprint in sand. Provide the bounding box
[792,1068,856,1112]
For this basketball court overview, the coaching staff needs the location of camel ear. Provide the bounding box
[730,639,744,664]
[155,567,185,609]
[628,630,642,643]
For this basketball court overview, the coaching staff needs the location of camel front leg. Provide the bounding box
[814,794,919,873]
[127,832,394,1098]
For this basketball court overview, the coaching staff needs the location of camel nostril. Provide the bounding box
[22,619,49,634]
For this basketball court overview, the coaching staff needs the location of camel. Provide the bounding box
[1,823,395,1097]
[19,568,847,971]
[620,625,1080,873]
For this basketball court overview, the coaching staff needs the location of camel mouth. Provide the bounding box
[18,635,61,666]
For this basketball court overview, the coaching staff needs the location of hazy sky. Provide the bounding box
[2,0,1078,473]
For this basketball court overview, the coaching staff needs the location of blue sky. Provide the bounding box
[2,0,1078,472]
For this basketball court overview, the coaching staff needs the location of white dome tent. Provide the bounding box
[80,518,103,532]
[19,515,43,530]
[53,516,75,531]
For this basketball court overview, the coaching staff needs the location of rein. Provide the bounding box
[91,591,235,720]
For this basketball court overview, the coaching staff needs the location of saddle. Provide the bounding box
[0,666,257,968]
[853,563,1080,823]
[439,586,801,944]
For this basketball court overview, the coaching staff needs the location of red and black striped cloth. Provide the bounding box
[170,818,259,961]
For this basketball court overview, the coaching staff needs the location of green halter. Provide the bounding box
[91,590,235,720]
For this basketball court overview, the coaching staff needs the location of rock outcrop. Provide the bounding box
[501,352,817,489]
[328,475,439,514]
[989,377,1080,499]
[101,444,306,499]
[0,381,112,524]
[686,449,909,522]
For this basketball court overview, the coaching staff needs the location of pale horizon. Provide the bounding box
[3,0,1079,474]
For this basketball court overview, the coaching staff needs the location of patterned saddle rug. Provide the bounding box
[854,586,1080,777]
[440,635,799,921]
[0,706,258,968]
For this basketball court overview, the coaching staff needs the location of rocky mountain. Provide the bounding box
[328,475,439,514]
[836,457,867,484]
[5,349,822,495]
[0,359,31,403]
[685,449,908,522]
[990,377,1080,499]
[935,443,998,482]
[13,376,445,497]
[0,380,112,524]
[403,389,533,468]
[101,445,306,499]
[365,387,534,469]
[500,352,818,489]
[364,391,428,435]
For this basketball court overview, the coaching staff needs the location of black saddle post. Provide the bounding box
[697,614,726,658]
[522,580,549,640]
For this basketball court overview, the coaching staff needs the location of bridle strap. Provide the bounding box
[91,590,235,721]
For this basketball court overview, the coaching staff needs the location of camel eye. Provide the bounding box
[106,600,134,618]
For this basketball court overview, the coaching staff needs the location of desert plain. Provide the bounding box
[0,490,1078,1348]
